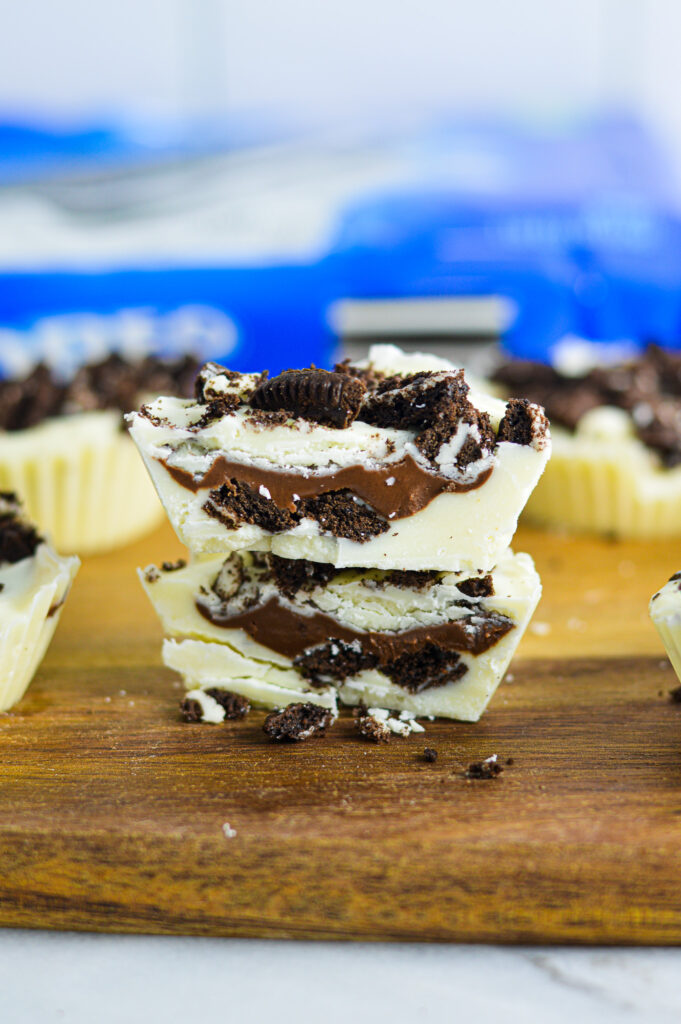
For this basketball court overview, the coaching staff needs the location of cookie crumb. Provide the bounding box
[161,558,187,572]
[423,747,438,763]
[143,565,161,584]
[669,685,681,703]
[263,702,334,741]
[355,712,391,743]
[204,688,251,719]
[465,754,503,779]
[180,697,204,722]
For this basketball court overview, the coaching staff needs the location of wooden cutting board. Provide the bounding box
[1,522,681,944]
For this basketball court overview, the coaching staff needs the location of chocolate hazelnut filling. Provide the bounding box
[162,452,493,522]
[195,592,514,692]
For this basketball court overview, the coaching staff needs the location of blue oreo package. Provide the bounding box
[0,114,679,376]
[327,116,681,361]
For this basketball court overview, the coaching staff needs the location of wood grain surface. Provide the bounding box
[1,522,681,944]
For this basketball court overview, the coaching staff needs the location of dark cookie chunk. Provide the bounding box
[0,353,198,433]
[67,352,198,415]
[266,554,337,599]
[194,362,245,402]
[360,370,468,430]
[0,363,65,431]
[262,702,334,741]
[161,559,187,572]
[465,757,503,779]
[334,358,390,392]
[382,569,440,590]
[382,643,468,694]
[669,684,681,704]
[457,574,494,598]
[294,639,378,685]
[0,496,43,565]
[359,370,495,469]
[244,409,291,428]
[203,480,297,533]
[190,395,243,429]
[204,688,251,719]
[250,368,365,428]
[180,697,204,722]
[497,398,549,447]
[354,708,390,743]
[423,747,438,763]
[631,398,681,468]
[298,490,388,542]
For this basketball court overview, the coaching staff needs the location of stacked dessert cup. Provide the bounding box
[130,345,551,730]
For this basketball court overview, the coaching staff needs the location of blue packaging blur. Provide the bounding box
[0,117,337,379]
[328,117,681,361]
[0,115,679,377]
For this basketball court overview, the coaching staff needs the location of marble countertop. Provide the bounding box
[2,931,681,1023]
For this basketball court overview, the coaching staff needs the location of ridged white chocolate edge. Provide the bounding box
[154,550,541,721]
[650,578,681,683]
[521,407,681,539]
[0,411,163,554]
[0,544,80,711]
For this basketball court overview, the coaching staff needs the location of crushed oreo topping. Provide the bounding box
[161,559,187,572]
[457,574,494,598]
[358,370,496,470]
[669,684,681,704]
[204,688,251,719]
[465,755,503,779]
[262,702,334,741]
[0,353,199,432]
[497,398,549,447]
[0,494,43,565]
[493,344,681,465]
[194,362,245,402]
[250,368,366,428]
[143,566,161,584]
[423,747,438,763]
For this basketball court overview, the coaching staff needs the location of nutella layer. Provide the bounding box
[129,345,550,572]
[0,494,80,711]
[140,547,541,721]
[650,572,681,683]
[492,345,681,538]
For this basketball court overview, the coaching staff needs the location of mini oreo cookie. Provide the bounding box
[250,369,365,428]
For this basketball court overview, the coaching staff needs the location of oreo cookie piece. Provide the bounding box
[262,702,335,741]
[250,369,366,428]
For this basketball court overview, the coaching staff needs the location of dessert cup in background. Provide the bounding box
[650,573,681,682]
[0,354,198,554]
[0,494,80,711]
[492,345,681,539]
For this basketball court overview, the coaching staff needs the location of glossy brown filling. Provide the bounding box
[161,452,492,521]
[195,594,514,662]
